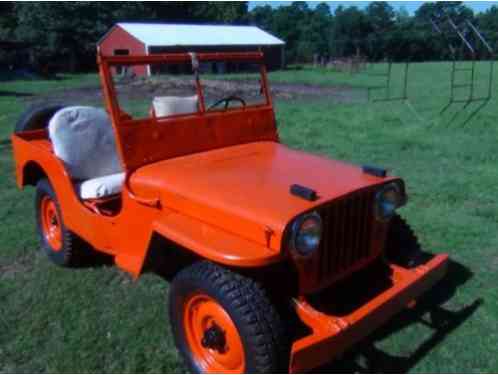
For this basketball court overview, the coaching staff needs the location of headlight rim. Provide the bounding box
[375,181,407,222]
[290,211,323,257]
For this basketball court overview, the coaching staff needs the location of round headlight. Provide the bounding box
[291,212,322,256]
[375,183,405,221]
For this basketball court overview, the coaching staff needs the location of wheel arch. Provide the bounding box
[138,225,295,299]
[21,160,48,187]
[117,211,285,280]
[140,231,201,281]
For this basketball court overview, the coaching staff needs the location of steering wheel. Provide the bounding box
[207,95,246,111]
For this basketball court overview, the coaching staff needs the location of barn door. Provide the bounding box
[113,49,129,75]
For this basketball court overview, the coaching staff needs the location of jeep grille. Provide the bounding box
[297,188,389,293]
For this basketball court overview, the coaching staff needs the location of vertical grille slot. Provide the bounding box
[317,189,377,285]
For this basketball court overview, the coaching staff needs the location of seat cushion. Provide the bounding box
[48,106,123,180]
[153,96,198,117]
[76,173,125,200]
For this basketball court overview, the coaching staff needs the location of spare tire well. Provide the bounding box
[23,161,47,187]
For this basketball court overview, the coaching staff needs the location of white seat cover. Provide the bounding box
[76,173,125,199]
[48,106,124,199]
[153,95,198,117]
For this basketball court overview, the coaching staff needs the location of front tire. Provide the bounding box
[35,178,86,266]
[384,214,424,268]
[169,261,289,373]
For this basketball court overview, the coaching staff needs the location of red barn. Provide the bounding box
[98,23,286,76]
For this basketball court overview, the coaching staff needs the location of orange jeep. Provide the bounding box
[11,52,448,373]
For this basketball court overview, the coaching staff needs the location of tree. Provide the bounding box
[5,1,494,69]
[272,2,313,62]
[0,2,17,38]
[308,3,333,57]
[395,6,411,25]
[12,2,249,72]
[332,5,370,58]
[249,5,274,32]
[476,5,498,51]
[365,2,396,60]
[415,1,474,25]
[366,2,395,33]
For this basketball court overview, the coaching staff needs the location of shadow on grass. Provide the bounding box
[439,99,491,127]
[0,90,34,98]
[68,238,479,374]
[315,259,480,373]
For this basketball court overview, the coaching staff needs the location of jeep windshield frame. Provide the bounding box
[98,51,272,126]
[97,51,278,173]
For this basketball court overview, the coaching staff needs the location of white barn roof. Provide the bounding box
[111,23,285,47]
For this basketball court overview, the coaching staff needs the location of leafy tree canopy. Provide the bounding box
[2,1,496,71]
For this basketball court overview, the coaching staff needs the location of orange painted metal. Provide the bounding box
[40,195,62,251]
[289,254,448,373]
[98,52,275,172]
[11,51,449,373]
[184,294,245,373]
[11,53,281,276]
[130,142,398,255]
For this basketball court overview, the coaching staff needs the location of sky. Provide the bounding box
[249,1,498,14]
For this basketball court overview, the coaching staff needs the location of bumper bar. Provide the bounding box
[289,254,448,373]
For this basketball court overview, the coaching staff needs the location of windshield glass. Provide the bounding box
[108,56,268,121]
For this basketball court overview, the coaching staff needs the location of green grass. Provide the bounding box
[1,63,498,372]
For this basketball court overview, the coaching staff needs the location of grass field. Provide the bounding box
[1,62,497,373]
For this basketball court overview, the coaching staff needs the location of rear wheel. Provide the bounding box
[15,103,65,133]
[169,261,289,373]
[35,178,86,266]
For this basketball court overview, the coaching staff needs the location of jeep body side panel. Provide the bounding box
[11,132,284,275]
[12,131,116,251]
[11,131,160,276]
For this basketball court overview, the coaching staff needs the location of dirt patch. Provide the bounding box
[25,76,367,106]
[148,77,367,103]
[23,85,105,107]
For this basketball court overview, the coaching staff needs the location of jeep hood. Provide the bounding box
[129,142,394,250]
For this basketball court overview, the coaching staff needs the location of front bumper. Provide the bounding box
[289,254,448,373]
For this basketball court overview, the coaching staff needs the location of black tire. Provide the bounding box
[35,178,86,266]
[384,214,425,268]
[169,261,289,373]
[14,103,65,133]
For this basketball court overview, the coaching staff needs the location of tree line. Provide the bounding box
[249,1,498,63]
[1,1,498,72]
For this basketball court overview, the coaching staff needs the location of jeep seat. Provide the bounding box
[152,96,198,117]
[48,106,125,199]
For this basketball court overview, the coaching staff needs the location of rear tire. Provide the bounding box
[169,261,289,373]
[35,178,86,266]
[15,103,65,133]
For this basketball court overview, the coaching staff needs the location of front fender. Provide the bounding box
[153,212,284,267]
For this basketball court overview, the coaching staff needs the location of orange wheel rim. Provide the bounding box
[40,195,62,251]
[183,294,245,373]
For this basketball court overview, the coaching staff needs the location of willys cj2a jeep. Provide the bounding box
[11,52,448,373]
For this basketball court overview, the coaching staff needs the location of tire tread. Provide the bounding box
[170,261,289,373]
